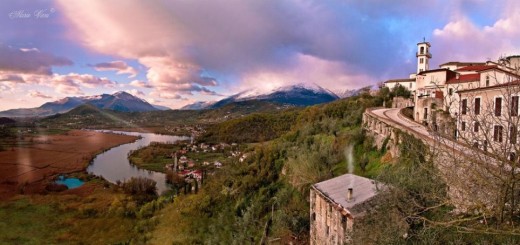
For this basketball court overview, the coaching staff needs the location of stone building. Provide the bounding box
[310,174,383,245]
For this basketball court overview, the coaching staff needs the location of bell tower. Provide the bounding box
[417,39,431,73]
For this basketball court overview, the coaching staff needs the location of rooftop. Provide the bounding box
[446,74,480,84]
[312,174,383,213]
[456,65,496,72]
[439,61,486,67]
[384,78,415,83]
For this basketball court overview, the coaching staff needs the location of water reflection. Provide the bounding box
[87,130,187,194]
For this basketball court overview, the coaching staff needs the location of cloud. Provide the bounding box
[125,89,145,97]
[129,80,153,88]
[56,0,425,96]
[0,43,73,75]
[0,71,117,95]
[52,73,117,88]
[29,90,53,99]
[0,74,24,83]
[431,1,520,65]
[91,60,138,78]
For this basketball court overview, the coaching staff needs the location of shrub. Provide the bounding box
[122,177,158,204]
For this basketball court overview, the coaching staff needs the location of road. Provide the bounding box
[369,107,471,155]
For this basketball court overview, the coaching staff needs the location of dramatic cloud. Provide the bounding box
[0,44,72,75]
[91,60,138,78]
[56,0,434,96]
[29,90,53,99]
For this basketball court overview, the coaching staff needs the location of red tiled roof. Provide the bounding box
[446,74,480,84]
[455,65,496,72]
[439,61,485,67]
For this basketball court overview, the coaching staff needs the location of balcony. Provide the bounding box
[416,52,432,58]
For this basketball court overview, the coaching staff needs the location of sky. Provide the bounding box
[1,0,520,110]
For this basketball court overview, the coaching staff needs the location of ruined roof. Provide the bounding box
[312,174,383,213]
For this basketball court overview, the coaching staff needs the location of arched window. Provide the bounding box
[420,47,424,54]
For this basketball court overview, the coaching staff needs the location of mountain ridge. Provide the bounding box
[0,91,159,117]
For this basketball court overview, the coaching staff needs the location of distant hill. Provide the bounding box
[0,91,158,118]
[185,83,339,110]
[0,117,16,125]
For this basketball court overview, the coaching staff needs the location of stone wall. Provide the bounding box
[310,188,352,245]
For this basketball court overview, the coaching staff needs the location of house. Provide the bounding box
[179,156,188,164]
[310,174,384,244]
[385,40,520,150]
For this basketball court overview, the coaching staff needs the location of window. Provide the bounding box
[461,99,467,115]
[511,126,517,144]
[473,142,479,148]
[495,97,502,116]
[475,98,481,115]
[409,82,412,88]
[461,121,466,131]
[512,96,519,116]
[448,88,453,96]
[420,58,424,64]
[474,121,480,133]
[420,46,424,54]
[483,140,488,151]
[420,69,424,72]
[424,108,428,120]
[486,75,490,87]
[312,212,316,221]
[494,125,503,142]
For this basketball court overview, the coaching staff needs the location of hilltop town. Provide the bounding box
[311,41,520,244]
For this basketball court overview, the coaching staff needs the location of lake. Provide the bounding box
[87,130,187,194]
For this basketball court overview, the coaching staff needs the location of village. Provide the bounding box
[128,138,252,193]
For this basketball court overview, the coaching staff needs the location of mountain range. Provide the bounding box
[0,91,166,118]
[182,83,340,110]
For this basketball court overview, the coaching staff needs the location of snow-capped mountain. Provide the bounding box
[180,101,216,110]
[183,83,339,110]
[0,91,159,117]
[334,86,372,98]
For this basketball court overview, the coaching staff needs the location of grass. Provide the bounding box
[0,198,70,244]
[0,181,140,244]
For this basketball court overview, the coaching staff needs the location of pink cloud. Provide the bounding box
[0,44,72,75]
[129,80,153,88]
[29,90,53,99]
[91,60,138,78]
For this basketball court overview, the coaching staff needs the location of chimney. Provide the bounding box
[347,188,353,201]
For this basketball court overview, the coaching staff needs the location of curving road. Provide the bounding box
[368,107,471,155]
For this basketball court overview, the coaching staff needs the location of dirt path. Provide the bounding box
[0,130,138,200]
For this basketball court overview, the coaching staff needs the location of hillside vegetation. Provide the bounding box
[150,91,385,243]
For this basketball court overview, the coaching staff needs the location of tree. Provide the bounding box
[122,177,158,204]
